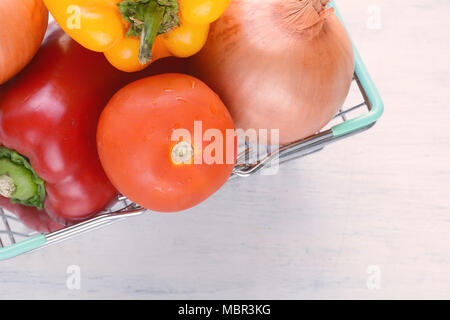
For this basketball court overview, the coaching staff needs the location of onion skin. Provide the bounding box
[0,0,48,85]
[189,0,354,144]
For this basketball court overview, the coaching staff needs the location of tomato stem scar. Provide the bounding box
[171,141,194,164]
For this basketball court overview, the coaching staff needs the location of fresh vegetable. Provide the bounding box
[0,0,48,85]
[97,74,236,212]
[189,0,355,144]
[0,24,188,225]
[44,0,230,72]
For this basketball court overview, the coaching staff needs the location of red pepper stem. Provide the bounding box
[0,175,16,198]
[0,147,45,210]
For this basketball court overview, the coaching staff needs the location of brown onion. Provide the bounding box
[189,0,354,144]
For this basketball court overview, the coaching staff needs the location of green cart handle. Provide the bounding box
[0,208,145,261]
[0,234,47,261]
[330,0,384,137]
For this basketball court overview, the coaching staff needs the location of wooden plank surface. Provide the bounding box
[1,0,449,299]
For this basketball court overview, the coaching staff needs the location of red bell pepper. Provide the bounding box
[0,197,64,233]
[0,23,187,225]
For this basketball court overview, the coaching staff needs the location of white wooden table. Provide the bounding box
[1,0,449,299]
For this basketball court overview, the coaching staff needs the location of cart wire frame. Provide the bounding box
[0,1,384,260]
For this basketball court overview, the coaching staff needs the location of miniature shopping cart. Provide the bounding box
[0,1,383,260]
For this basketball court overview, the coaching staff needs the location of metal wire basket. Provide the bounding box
[0,1,383,261]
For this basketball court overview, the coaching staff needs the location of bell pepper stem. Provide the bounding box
[139,2,165,64]
[118,0,180,65]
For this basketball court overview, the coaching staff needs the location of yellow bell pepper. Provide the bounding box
[43,0,231,72]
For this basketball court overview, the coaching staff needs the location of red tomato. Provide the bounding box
[97,74,236,212]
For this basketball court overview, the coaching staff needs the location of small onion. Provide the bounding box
[189,0,354,144]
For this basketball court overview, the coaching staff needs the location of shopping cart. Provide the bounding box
[0,1,383,260]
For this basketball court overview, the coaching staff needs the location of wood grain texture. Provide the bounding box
[1,0,449,299]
